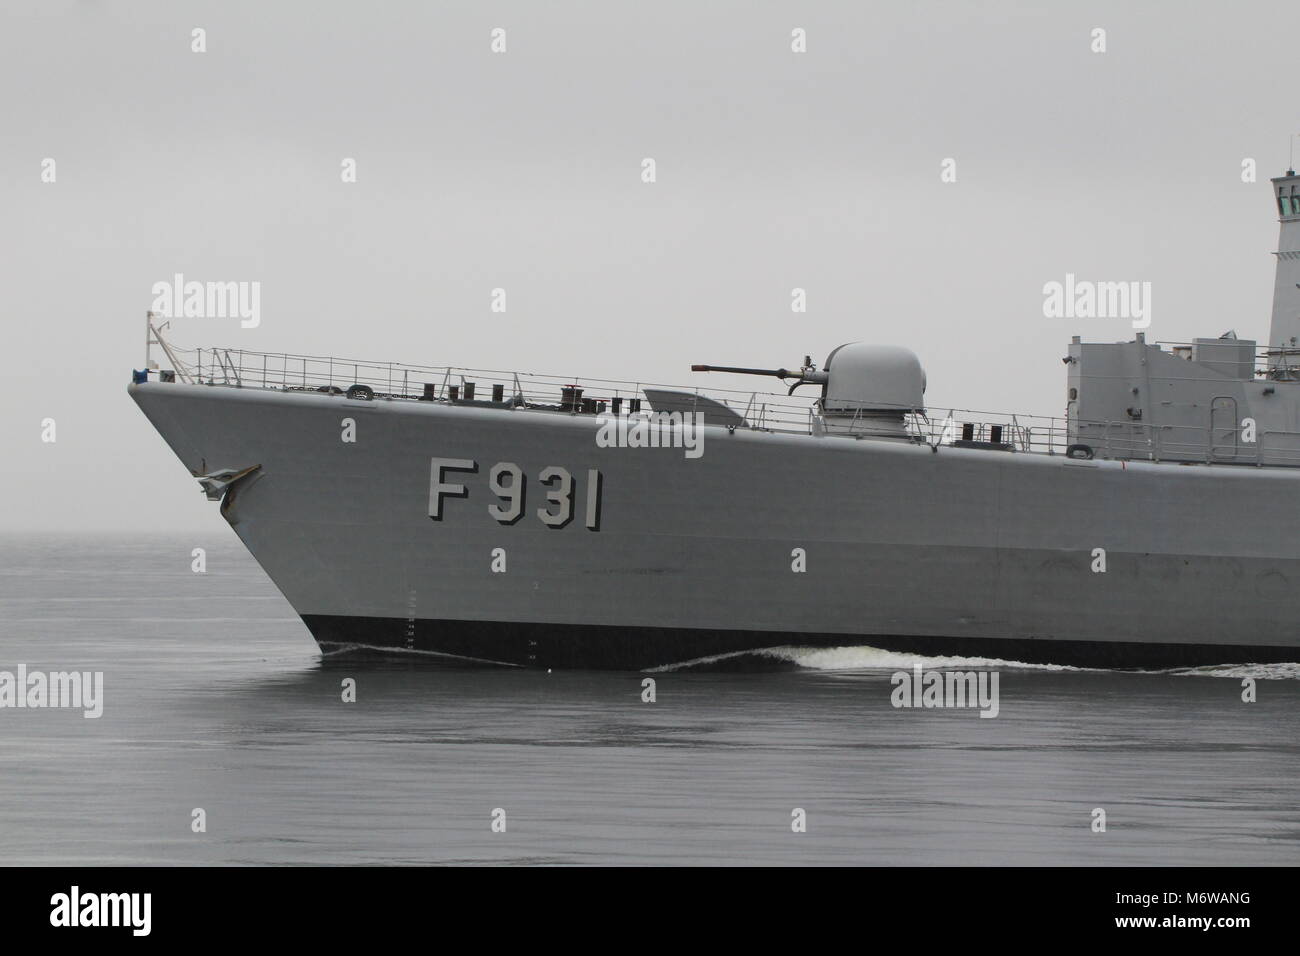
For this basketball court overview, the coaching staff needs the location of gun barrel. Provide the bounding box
[691,364,793,378]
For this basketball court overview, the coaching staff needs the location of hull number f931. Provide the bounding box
[429,458,603,530]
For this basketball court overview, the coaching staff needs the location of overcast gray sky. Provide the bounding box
[2,0,1296,532]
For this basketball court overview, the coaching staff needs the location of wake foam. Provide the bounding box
[754,645,1085,672]
[654,646,1300,677]
[648,644,1086,673]
[1156,662,1300,681]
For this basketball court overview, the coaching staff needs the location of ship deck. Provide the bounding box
[141,337,1300,468]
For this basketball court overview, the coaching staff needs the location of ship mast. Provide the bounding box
[1267,168,1300,377]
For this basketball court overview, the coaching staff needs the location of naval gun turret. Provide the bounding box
[818,344,926,437]
[693,343,927,439]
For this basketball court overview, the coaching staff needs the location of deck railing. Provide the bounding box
[154,344,1300,467]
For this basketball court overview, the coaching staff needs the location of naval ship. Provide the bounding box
[130,174,1300,669]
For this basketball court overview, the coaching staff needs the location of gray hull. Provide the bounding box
[129,381,1300,669]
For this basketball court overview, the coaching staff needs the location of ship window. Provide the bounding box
[1280,192,1291,216]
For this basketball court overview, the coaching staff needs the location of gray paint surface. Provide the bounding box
[131,381,1300,660]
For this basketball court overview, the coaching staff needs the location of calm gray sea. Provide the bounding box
[0,533,1296,866]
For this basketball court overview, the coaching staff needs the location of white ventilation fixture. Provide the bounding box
[820,343,926,438]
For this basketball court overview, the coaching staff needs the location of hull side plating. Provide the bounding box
[130,382,1300,669]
